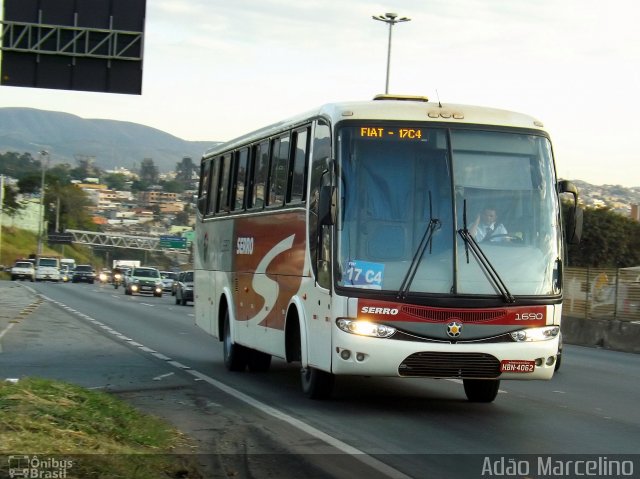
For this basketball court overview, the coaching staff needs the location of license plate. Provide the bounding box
[141,286,152,290]
[500,360,535,373]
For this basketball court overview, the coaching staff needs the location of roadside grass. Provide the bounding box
[0,377,202,478]
[0,226,98,270]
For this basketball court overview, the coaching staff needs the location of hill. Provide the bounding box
[0,107,220,172]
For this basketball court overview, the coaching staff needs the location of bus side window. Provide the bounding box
[198,159,211,216]
[252,141,269,209]
[288,126,309,204]
[233,148,249,211]
[206,158,220,216]
[217,153,232,213]
[268,133,290,207]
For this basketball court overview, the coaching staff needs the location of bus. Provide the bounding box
[194,94,582,402]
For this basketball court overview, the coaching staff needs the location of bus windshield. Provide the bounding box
[336,123,562,298]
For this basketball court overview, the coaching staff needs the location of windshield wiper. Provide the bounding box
[398,192,441,300]
[458,200,515,303]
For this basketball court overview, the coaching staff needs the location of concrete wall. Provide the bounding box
[1,198,41,233]
[562,315,640,354]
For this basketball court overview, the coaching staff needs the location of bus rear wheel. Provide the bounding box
[463,379,500,402]
[301,366,334,400]
[223,310,248,372]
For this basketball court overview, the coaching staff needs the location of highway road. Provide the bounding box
[8,281,640,478]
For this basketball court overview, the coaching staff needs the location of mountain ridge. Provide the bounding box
[0,107,220,172]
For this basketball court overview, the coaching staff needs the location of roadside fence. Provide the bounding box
[564,267,640,321]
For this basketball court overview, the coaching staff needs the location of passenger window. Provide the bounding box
[234,148,248,211]
[268,134,290,207]
[288,127,309,204]
[252,141,269,209]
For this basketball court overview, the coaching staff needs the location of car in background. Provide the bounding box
[160,271,178,292]
[98,269,112,283]
[72,264,96,284]
[175,270,194,305]
[10,261,35,282]
[124,267,163,297]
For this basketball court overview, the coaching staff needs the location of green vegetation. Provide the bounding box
[0,377,201,478]
[565,204,640,268]
[0,226,100,271]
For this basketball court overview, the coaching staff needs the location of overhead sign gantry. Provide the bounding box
[0,0,146,94]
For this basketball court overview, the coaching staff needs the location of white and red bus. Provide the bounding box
[194,95,582,402]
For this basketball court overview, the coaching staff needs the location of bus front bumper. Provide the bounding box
[331,328,559,380]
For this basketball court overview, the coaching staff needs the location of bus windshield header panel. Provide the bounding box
[336,122,562,300]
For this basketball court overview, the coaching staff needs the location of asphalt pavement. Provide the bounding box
[0,280,393,479]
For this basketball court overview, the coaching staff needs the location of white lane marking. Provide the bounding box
[153,372,175,381]
[185,369,412,478]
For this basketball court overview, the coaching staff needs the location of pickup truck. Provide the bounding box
[11,261,36,282]
[36,257,61,282]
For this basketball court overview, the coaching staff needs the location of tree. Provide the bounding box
[159,179,184,193]
[174,204,194,226]
[0,151,39,178]
[175,157,195,189]
[1,183,21,215]
[71,155,101,181]
[46,184,96,232]
[139,158,159,184]
[565,204,640,268]
[103,173,128,190]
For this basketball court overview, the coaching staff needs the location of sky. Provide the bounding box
[0,0,639,187]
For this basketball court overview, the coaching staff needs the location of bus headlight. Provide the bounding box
[510,326,560,342]
[336,318,396,338]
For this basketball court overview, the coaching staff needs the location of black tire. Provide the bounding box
[175,295,180,305]
[223,310,248,371]
[301,366,335,399]
[114,283,119,289]
[554,332,563,372]
[181,297,187,306]
[247,350,272,372]
[11,276,16,281]
[463,379,500,402]
[125,287,131,295]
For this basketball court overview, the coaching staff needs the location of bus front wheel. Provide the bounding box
[223,310,248,372]
[463,379,500,402]
[301,366,334,400]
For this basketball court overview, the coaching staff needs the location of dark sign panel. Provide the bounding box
[47,233,74,245]
[0,0,146,94]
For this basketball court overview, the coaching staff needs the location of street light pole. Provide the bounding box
[36,150,49,257]
[372,12,411,94]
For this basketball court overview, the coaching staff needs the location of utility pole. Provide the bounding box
[36,150,49,257]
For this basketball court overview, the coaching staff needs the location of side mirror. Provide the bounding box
[318,185,336,226]
[558,180,583,245]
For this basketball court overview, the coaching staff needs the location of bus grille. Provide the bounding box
[398,352,501,378]
[401,306,506,323]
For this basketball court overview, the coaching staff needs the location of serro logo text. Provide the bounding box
[361,306,399,315]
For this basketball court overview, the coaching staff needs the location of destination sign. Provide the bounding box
[359,127,425,140]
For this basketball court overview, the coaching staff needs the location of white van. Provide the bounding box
[36,257,61,282]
